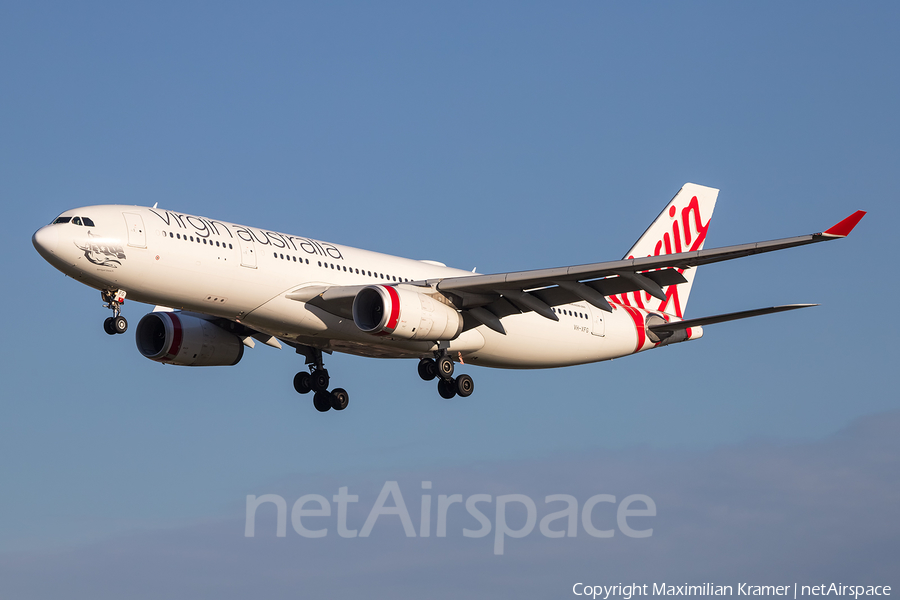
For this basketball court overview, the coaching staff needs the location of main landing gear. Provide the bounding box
[292,347,473,411]
[293,346,349,412]
[101,290,128,335]
[418,352,474,399]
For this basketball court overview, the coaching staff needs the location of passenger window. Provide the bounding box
[72,217,83,226]
[82,217,95,227]
[170,232,174,238]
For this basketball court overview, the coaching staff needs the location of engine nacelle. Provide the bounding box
[135,312,244,366]
[352,285,463,341]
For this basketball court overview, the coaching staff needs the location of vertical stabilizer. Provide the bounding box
[619,183,718,317]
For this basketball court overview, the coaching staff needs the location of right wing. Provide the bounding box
[431,210,865,333]
[282,211,865,336]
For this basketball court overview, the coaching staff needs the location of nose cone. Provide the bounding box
[33,225,59,259]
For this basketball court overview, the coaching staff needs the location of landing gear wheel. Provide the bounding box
[293,371,312,394]
[313,390,332,412]
[113,315,128,334]
[437,355,454,379]
[437,377,457,399]
[418,358,437,381]
[330,388,349,411]
[103,317,116,335]
[455,374,474,398]
[311,369,330,392]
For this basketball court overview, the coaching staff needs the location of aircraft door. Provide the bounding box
[238,238,257,268]
[589,305,606,337]
[123,212,147,248]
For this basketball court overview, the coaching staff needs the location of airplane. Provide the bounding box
[32,183,865,413]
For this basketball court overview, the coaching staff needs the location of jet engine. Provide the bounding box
[352,285,463,341]
[135,312,244,366]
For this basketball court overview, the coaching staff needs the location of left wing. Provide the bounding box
[286,285,367,319]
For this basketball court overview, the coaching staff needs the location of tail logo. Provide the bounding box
[610,195,711,350]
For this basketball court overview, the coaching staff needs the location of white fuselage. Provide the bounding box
[33,205,677,369]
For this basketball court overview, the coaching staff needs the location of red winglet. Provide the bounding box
[823,210,866,237]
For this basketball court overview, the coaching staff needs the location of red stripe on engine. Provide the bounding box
[384,285,400,333]
[165,313,183,361]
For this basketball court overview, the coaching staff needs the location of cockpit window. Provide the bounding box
[52,216,72,224]
[82,217,95,227]
[72,217,83,226]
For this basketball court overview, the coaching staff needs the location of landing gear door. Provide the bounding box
[238,238,257,268]
[589,305,606,337]
[123,212,146,248]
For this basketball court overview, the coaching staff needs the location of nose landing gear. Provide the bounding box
[101,290,128,335]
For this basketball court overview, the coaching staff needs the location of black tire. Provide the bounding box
[437,377,457,399]
[311,369,330,392]
[330,388,349,411]
[313,390,332,412]
[293,371,312,394]
[113,315,128,334]
[103,317,116,335]
[437,355,454,379]
[418,358,437,381]
[455,374,474,398]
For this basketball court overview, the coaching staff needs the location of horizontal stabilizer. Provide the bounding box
[648,304,818,334]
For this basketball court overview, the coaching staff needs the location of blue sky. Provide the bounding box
[1,2,898,597]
